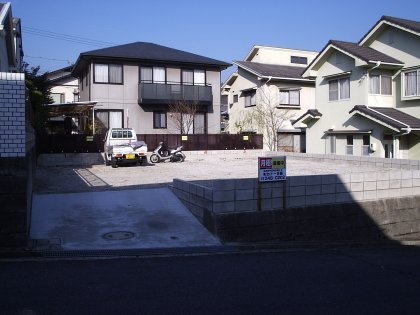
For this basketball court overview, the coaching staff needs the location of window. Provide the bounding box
[194,113,206,134]
[94,64,123,84]
[140,66,166,84]
[403,69,420,97]
[94,110,123,134]
[51,93,65,104]
[346,135,354,155]
[182,69,206,85]
[112,130,133,138]
[291,56,307,65]
[233,94,238,103]
[280,90,300,106]
[362,135,370,156]
[244,91,256,107]
[329,77,350,101]
[326,135,336,154]
[153,111,167,129]
[369,74,392,95]
[73,93,79,102]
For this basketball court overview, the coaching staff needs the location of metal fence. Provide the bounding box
[37,134,263,153]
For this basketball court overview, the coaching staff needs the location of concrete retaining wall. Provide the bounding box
[173,168,420,243]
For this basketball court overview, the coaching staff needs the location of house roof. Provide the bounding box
[234,60,312,82]
[360,15,420,45]
[329,40,403,65]
[349,105,420,131]
[302,38,404,77]
[73,42,231,76]
[291,109,322,126]
[46,65,77,86]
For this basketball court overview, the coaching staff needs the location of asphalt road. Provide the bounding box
[1,246,420,314]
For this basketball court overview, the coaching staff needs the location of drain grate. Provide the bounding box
[102,231,136,241]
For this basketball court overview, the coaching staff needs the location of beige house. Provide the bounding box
[295,16,420,159]
[222,45,317,152]
[72,42,230,135]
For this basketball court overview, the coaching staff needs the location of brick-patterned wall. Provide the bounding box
[0,72,27,158]
[0,72,35,248]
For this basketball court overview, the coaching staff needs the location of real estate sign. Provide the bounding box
[258,156,286,182]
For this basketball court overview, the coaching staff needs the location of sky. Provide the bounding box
[11,0,420,81]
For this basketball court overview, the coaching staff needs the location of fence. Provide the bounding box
[36,134,263,153]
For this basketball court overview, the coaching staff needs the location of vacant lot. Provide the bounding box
[35,153,391,194]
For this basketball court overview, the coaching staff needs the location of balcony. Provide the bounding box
[138,82,213,106]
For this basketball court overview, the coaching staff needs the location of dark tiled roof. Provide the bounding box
[382,16,420,34]
[78,42,230,68]
[349,105,420,130]
[329,40,403,64]
[234,61,309,80]
[292,109,322,125]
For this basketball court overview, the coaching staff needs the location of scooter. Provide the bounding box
[150,142,186,163]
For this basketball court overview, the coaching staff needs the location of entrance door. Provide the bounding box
[383,140,394,158]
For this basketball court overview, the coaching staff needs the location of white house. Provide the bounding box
[295,16,420,159]
[222,45,317,152]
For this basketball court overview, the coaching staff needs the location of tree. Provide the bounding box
[24,62,53,134]
[237,84,295,151]
[167,101,199,134]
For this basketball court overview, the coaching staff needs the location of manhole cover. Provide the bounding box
[102,231,136,240]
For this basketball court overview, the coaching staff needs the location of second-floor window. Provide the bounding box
[329,77,350,101]
[140,67,166,84]
[280,90,300,106]
[403,69,420,97]
[291,56,308,65]
[182,69,205,86]
[244,91,256,107]
[94,64,123,84]
[369,74,392,95]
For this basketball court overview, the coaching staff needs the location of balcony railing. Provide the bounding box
[138,82,213,105]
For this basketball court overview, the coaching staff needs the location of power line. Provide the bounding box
[22,26,118,47]
[25,55,72,64]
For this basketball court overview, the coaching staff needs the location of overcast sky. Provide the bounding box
[11,0,420,81]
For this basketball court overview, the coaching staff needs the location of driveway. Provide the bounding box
[30,187,220,250]
[31,153,391,250]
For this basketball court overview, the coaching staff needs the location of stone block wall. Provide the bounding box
[0,72,35,248]
[173,168,420,243]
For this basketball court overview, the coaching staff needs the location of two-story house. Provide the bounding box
[71,42,230,135]
[222,45,317,152]
[294,16,420,159]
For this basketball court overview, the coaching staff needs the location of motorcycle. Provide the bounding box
[150,142,186,163]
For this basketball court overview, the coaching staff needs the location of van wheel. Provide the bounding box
[111,159,118,168]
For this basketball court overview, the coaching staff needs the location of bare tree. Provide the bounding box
[242,84,295,151]
[168,101,199,134]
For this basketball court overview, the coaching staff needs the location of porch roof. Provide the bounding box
[349,105,420,132]
[46,101,98,117]
[291,109,322,126]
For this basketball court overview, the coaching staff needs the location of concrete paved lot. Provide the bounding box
[31,153,391,250]
[34,153,389,194]
[30,187,220,250]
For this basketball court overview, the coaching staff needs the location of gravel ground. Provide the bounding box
[34,154,391,194]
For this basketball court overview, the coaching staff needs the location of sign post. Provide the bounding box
[258,156,286,182]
